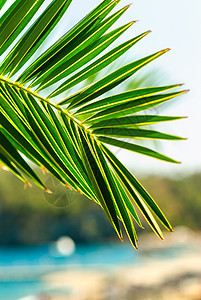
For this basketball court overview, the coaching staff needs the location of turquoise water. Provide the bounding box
[0,243,186,299]
[0,243,139,299]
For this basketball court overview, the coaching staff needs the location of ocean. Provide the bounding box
[0,242,188,299]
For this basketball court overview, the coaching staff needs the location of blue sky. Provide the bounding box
[1,0,201,176]
[127,0,201,176]
[64,0,201,176]
[128,0,201,176]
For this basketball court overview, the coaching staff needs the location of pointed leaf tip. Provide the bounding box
[162,48,171,53]
[24,181,32,189]
[1,165,9,171]
[44,188,52,194]
[129,20,137,25]
[124,3,133,9]
[65,184,73,190]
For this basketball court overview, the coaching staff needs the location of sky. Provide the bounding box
[1,0,201,177]
[58,0,201,177]
[122,0,201,177]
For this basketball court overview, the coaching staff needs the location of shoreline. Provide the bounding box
[43,230,201,300]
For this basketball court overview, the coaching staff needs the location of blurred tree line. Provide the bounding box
[0,168,200,246]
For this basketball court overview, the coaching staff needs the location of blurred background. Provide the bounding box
[0,0,201,299]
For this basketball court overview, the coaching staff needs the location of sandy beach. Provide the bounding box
[43,229,201,300]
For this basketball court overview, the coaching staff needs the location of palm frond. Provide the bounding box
[0,0,187,248]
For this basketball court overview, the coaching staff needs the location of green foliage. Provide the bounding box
[142,174,201,230]
[0,170,200,245]
[0,0,186,247]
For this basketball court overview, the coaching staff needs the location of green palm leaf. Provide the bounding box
[0,0,187,248]
[0,0,46,55]
[0,0,6,10]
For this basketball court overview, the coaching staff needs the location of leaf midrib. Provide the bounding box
[0,76,93,136]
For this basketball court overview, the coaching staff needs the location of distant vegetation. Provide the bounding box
[0,169,200,245]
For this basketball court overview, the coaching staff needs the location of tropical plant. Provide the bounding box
[0,0,187,248]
